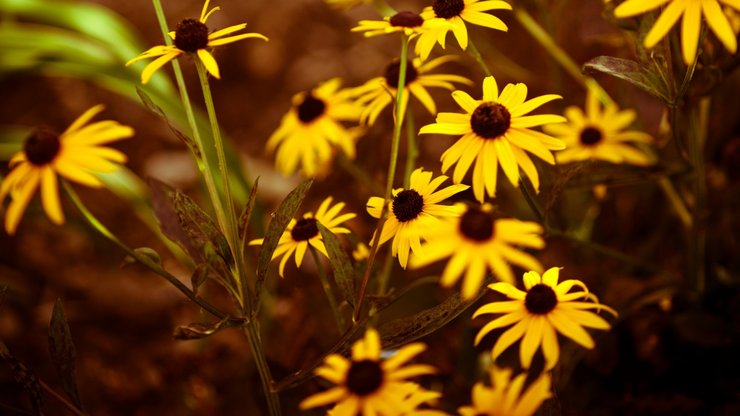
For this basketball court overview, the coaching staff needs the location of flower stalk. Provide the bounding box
[309,246,345,331]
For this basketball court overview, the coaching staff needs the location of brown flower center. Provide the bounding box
[389,11,424,28]
[174,19,209,53]
[384,60,418,89]
[291,218,319,241]
[392,190,424,222]
[432,0,465,19]
[346,360,384,396]
[24,129,61,166]
[297,94,326,123]
[470,102,511,139]
[580,126,603,146]
[524,284,558,315]
[459,207,494,241]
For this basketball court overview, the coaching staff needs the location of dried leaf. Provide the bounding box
[173,316,231,340]
[317,223,355,309]
[136,87,200,158]
[583,56,670,103]
[122,247,162,268]
[190,263,210,296]
[47,300,84,410]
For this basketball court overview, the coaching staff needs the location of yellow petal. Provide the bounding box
[197,49,220,79]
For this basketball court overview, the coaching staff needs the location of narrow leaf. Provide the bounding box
[255,179,313,304]
[0,341,43,415]
[583,56,669,102]
[122,247,162,268]
[317,223,356,309]
[239,177,260,243]
[190,263,210,296]
[173,316,230,340]
[136,87,201,159]
[48,300,84,409]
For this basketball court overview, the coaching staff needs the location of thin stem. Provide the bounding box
[548,229,659,273]
[243,322,282,416]
[467,40,492,77]
[354,35,410,322]
[310,246,345,331]
[63,182,233,321]
[39,380,87,416]
[688,97,709,293]
[520,177,545,222]
[403,105,417,188]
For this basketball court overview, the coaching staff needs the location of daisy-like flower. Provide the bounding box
[1,105,133,235]
[350,56,472,126]
[614,0,740,64]
[545,90,654,165]
[300,328,437,415]
[474,267,617,370]
[249,196,355,277]
[416,0,512,60]
[419,75,566,202]
[410,203,544,299]
[366,168,468,268]
[267,78,363,177]
[126,0,268,84]
[352,10,450,38]
[458,367,552,416]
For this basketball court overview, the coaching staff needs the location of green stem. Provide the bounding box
[520,177,544,222]
[371,0,396,16]
[467,40,492,77]
[354,35,410,322]
[242,322,282,416]
[403,105,417,188]
[310,246,345,331]
[194,59,251,310]
[63,182,233,321]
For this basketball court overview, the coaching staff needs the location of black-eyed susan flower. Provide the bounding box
[0,105,133,235]
[474,267,617,369]
[300,328,437,415]
[367,168,468,268]
[352,10,450,38]
[614,0,740,64]
[410,203,544,299]
[126,0,267,84]
[419,75,566,202]
[458,367,552,416]
[351,56,472,126]
[267,78,363,177]
[416,0,512,60]
[249,196,355,277]
[545,90,654,165]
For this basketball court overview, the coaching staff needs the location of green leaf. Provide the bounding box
[0,341,43,415]
[173,316,231,340]
[47,299,84,410]
[583,56,670,102]
[239,177,260,243]
[317,223,356,310]
[136,87,201,159]
[190,263,210,296]
[122,247,162,269]
[255,179,313,305]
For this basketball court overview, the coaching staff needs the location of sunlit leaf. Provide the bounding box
[583,56,670,102]
[173,316,231,340]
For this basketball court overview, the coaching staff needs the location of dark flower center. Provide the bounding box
[297,94,326,123]
[580,126,603,146]
[459,207,494,242]
[24,129,61,166]
[432,0,465,19]
[291,218,319,241]
[174,19,209,53]
[524,284,558,315]
[392,190,424,222]
[470,102,511,139]
[389,11,424,28]
[384,60,418,89]
[346,360,384,396]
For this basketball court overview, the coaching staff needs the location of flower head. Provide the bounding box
[300,328,438,415]
[249,197,355,277]
[126,0,268,84]
[474,267,617,369]
[1,105,133,235]
[410,203,544,299]
[350,56,472,126]
[366,168,468,268]
[352,10,450,39]
[614,0,740,64]
[416,0,512,60]
[545,90,654,165]
[419,75,566,202]
[458,367,552,416]
[267,78,363,177]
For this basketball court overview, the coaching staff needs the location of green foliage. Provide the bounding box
[317,222,356,310]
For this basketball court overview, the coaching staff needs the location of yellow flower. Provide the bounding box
[458,367,552,416]
[474,267,617,369]
[410,203,544,299]
[267,78,363,177]
[614,0,740,64]
[126,0,268,84]
[352,10,451,38]
[249,197,355,277]
[419,75,566,202]
[366,168,468,268]
[545,90,654,165]
[300,328,438,415]
[416,0,512,60]
[1,105,133,234]
[350,56,472,126]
